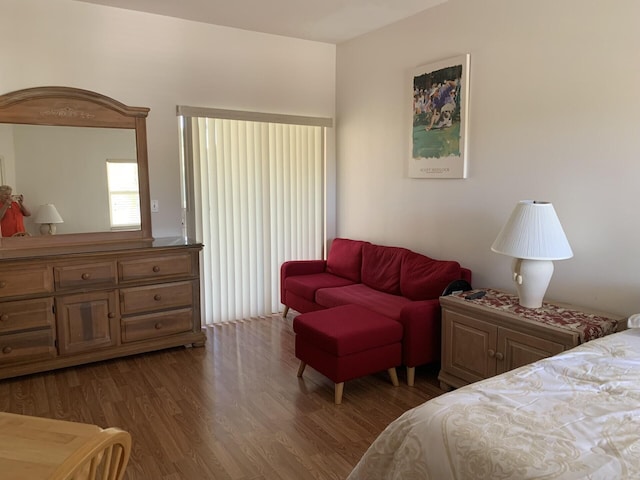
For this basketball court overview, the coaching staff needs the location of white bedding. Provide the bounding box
[347,329,640,480]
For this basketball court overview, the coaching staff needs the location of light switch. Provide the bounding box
[151,200,159,212]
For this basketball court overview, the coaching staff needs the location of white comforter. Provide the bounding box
[348,329,640,480]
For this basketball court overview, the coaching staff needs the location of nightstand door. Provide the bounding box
[442,310,498,384]
[497,327,565,375]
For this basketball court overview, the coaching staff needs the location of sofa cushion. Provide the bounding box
[326,238,368,282]
[400,251,462,301]
[285,273,355,302]
[360,244,408,295]
[315,283,411,321]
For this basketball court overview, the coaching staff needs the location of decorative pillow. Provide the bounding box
[361,244,408,295]
[326,238,368,282]
[400,251,462,301]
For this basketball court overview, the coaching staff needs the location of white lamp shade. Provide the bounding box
[33,204,64,224]
[491,200,573,261]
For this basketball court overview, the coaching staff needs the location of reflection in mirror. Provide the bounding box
[0,124,138,236]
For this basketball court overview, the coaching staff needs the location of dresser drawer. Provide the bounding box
[0,266,53,299]
[54,262,117,290]
[121,308,193,343]
[0,329,56,365]
[120,281,194,315]
[118,253,193,282]
[0,298,54,334]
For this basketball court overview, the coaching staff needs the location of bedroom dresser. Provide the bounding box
[0,86,205,379]
[0,238,205,380]
[439,288,626,391]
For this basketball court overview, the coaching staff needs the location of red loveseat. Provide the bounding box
[281,238,472,386]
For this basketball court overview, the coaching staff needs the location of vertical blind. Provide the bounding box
[187,116,326,324]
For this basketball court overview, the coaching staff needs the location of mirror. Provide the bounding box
[0,86,152,253]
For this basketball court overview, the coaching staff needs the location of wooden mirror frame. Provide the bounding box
[0,86,153,254]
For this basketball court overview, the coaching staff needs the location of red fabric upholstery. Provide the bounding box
[280,238,472,375]
[285,273,354,302]
[295,338,401,384]
[398,299,442,366]
[315,283,411,320]
[400,251,462,301]
[293,304,402,356]
[360,244,408,295]
[326,238,369,282]
[280,260,326,304]
[293,305,402,383]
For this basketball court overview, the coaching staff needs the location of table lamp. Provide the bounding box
[491,200,573,308]
[34,204,64,235]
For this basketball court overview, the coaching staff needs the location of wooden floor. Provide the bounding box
[0,314,445,479]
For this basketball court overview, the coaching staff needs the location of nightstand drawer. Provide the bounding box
[121,308,193,343]
[0,266,53,299]
[54,262,117,290]
[120,281,194,315]
[0,329,56,364]
[118,254,193,282]
[0,298,54,334]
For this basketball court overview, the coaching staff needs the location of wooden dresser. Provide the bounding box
[0,238,205,380]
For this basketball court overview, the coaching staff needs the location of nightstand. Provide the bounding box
[438,288,626,391]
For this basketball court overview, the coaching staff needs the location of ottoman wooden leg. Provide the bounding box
[334,382,344,405]
[407,366,415,387]
[297,361,306,377]
[283,306,290,318]
[388,368,399,387]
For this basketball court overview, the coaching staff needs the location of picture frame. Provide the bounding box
[409,54,470,179]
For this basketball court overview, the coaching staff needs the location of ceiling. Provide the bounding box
[74,0,447,44]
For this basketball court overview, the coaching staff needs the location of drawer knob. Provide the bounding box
[0,314,8,322]
[154,294,162,301]
[108,312,115,319]
[0,281,6,288]
[2,346,12,355]
[155,322,163,330]
[487,349,496,358]
[495,352,504,361]
[152,266,160,273]
[81,273,91,280]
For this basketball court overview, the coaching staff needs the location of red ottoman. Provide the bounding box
[293,304,403,404]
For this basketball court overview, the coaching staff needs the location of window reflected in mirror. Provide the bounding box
[106,160,140,230]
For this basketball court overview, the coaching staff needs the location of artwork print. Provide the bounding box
[409,54,469,179]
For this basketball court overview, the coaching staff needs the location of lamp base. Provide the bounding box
[512,258,554,308]
[39,223,56,235]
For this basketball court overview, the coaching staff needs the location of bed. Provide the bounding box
[347,328,640,480]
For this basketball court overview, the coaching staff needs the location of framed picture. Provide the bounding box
[409,54,470,179]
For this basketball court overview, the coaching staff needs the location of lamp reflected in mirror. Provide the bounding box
[34,204,64,235]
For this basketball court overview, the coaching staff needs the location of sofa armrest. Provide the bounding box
[397,299,442,368]
[280,260,327,303]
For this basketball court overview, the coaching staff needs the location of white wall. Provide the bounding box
[0,0,335,238]
[336,0,640,316]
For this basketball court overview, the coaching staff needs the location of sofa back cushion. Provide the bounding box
[361,244,409,295]
[400,251,462,301]
[326,238,368,282]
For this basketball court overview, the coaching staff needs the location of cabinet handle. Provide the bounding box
[154,294,162,301]
[495,352,504,361]
[152,266,160,273]
[0,281,6,288]
[487,349,496,358]
[155,322,163,329]
[81,273,91,280]
[108,312,115,319]
[2,346,12,354]
[0,314,8,322]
